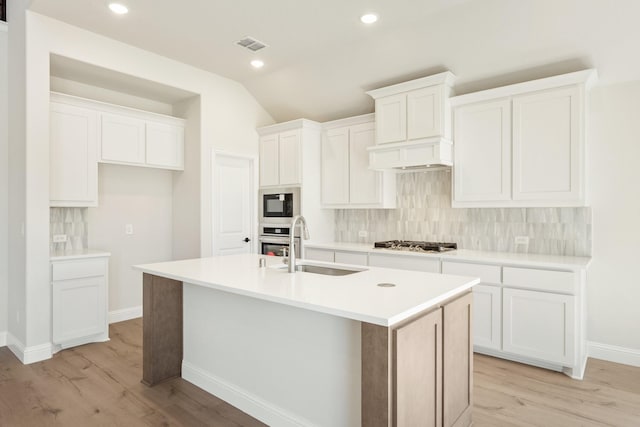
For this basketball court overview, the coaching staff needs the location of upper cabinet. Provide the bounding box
[99,110,184,171]
[366,72,456,170]
[257,119,321,188]
[451,70,597,208]
[320,114,396,208]
[50,99,99,207]
[49,92,186,207]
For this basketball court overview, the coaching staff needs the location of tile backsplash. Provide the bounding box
[335,170,592,256]
[50,207,88,252]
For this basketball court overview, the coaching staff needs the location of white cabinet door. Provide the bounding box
[146,121,184,170]
[407,86,441,140]
[375,93,407,144]
[453,99,511,203]
[304,248,335,262]
[49,102,98,207]
[369,253,440,273]
[278,130,301,185]
[503,288,575,365]
[348,122,381,205]
[334,250,368,266]
[321,127,350,204]
[100,112,146,164]
[52,276,107,344]
[512,86,581,202]
[471,285,502,350]
[259,133,280,187]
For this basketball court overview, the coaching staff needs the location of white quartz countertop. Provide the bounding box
[134,253,478,327]
[305,241,591,270]
[50,249,111,261]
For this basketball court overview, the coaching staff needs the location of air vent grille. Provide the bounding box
[236,36,268,52]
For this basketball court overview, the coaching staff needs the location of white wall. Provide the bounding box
[588,81,640,354]
[7,10,272,356]
[50,76,174,115]
[0,23,9,338]
[7,0,29,348]
[88,164,173,314]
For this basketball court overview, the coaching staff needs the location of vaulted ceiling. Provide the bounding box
[30,0,640,123]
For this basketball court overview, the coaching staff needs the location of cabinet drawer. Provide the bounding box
[442,261,501,284]
[334,250,368,266]
[52,258,107,281]
[304,248,335,263]
[503,267,576,294]
[369,253,440,273]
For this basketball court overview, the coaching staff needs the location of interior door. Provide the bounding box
[213,153,255,255]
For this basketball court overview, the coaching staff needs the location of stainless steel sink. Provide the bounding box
[272,262,366,276]
[293,264,364,276]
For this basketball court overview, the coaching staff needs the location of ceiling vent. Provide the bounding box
[236,37,268,52]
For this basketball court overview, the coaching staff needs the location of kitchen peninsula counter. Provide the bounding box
[135,253,479,427]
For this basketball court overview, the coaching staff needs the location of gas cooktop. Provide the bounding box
[374,240,457,253]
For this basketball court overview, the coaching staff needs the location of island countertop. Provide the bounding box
[134,253,479,327]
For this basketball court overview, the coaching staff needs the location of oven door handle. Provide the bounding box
[258,236,291,244]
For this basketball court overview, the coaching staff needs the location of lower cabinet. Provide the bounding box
[51,256,109,348]
[334,250,367,266]
[502,287,575,365]
[469,284,501,350]
[362,292,473,427]
[304,247,335,262]
[369,253,440,273]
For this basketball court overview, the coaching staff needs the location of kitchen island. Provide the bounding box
[134,254,479,427]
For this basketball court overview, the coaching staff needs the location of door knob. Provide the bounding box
[243,237,251,243]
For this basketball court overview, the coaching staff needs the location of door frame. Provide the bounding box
[211,150,259,255]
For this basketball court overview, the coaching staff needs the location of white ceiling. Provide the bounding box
[30,0,640,123]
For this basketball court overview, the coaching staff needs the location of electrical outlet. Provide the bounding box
[358,230,368,238]
[515,236,530,246]
[125,224,134,235]
[53,234,67,243]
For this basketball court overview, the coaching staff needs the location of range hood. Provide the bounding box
[367,137,453,171]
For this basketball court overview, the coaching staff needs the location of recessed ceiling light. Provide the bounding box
[251,59,265,69]
[108,3,129,14]
[360,13,378,24]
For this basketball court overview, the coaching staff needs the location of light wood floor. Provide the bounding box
[1,319,639,426]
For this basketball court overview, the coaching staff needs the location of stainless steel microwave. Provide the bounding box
[259,187,300,224]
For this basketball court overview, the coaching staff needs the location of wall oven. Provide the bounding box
[259,187,300,224]
[258,224,300,258]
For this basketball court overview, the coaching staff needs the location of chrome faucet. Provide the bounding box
[288,215,310,273]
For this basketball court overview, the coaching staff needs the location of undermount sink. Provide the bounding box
[272,262,366,276]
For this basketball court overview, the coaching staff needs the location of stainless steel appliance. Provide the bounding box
[259,187,300,224]
[374,240,457,253]
[258,224,300,258]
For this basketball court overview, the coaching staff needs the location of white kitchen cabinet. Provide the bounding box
[502,288,575,366]
[51,256,109,349]
[512,86,581,202]
[453,98,511,203]
[451,70,596,208]
[100,112,146,165]
[49,100,99,207]
[51,92,185,173]
[321,115,396,208]
[334,250,367,266]
[367,72,455,146]
[442,261,502,351]
[259,129,302,187]
[146,121,185,170]
[304,247,335,262]
[369,253,440,273]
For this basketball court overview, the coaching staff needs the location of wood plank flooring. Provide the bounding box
[1,318,639,426]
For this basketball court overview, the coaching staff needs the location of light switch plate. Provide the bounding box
[514,236,529,245]
[53,234,67,243]
[125,224,134,235]
[358,230,368,238]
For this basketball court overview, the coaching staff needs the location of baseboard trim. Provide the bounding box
[7,333,52,364]
[109,306,142,324]
[0,331,6,347]
[182,361,313,427]
[588,341,640,367]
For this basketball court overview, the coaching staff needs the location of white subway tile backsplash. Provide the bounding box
[334,170,592,256]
